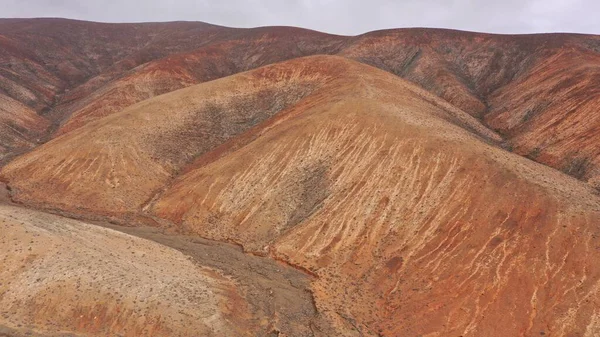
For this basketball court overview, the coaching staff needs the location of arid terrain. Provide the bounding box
[1,18,600,336]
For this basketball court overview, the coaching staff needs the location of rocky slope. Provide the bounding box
[151,56,600,336]
[2,18,600,337]
[3,55,600,336]
[1,56,500,219]
[2,19,600,186]
[0,18,230,163]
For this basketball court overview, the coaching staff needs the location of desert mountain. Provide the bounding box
[2,19,600,186]
[0,18,224,161]
[1,56,498,220]
[1,18,600,337]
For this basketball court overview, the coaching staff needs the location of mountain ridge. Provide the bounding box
[2,18,599,187]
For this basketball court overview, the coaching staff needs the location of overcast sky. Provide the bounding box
[2,0,599,35]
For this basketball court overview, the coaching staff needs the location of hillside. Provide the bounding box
[151,56,600,336]
[3,55,600,336]
[1,205,251,336]
[0,56,499,219]
[1,18,600,337]
[0,18,229,163]
[2,20,600,186]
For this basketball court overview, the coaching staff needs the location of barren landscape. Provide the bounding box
[1,18,600,336]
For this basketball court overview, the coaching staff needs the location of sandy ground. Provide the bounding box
[0,198,338,336]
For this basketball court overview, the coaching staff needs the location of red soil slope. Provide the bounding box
[486,47,600,188]
[152,56,600,336]
[3,55,600,336]
[2,19,600,336]
[0,18,230,163]
[2,20,600,187]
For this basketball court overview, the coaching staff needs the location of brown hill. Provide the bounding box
[340,30,600,186]
[0,56,498,219]
[3,18,600,337]
[1,57,347,219]
[52,26,345,135]
[151,56,600,336]
[0,18,225,105]
[0,18,231,163]
[3,55,600,336]
[2,19,600,188]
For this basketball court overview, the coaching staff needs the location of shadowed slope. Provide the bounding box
[0,18,234,163]
[340,30,598,117]
[486,47,600,188]
[0,18,225,110]
[0,95,48,162]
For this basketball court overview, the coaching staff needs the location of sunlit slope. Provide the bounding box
[0,56,363,218]
[0,205,255,337]
[151,57,600,336]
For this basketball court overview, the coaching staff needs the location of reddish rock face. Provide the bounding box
[1,19,600,337]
